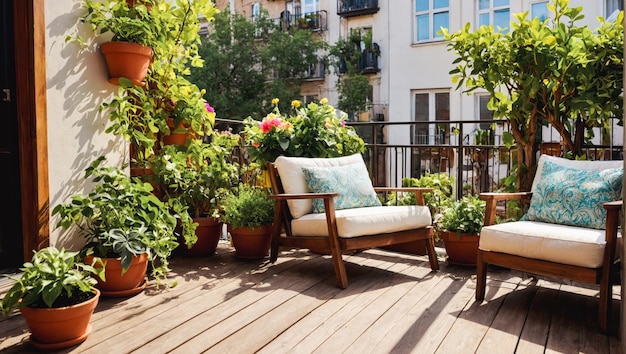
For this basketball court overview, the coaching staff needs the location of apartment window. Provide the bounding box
[477,0,510,32]
[251,3,260,21]
[531,2,548,22]
[606,0,623,20]
[476,95,493,130]
[413,91,450,144]
[303,0,319,14]
[415,0,449,42]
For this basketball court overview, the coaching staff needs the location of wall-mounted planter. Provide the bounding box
[101,41,153,86]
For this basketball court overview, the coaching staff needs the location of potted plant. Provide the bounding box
[438,194,486,266]
[222,183,275,259]
[0,247,104,350]
[52,156,190,294]
[79,0,159,85]
[154,134,240,256]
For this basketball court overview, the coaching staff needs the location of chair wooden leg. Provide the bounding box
[424,237,439,271]
[598,266,612,334]
[476,249,487,301]
[329,246,348,289]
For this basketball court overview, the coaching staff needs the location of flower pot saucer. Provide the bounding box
[30,325,91,350]
[100,277,148,298]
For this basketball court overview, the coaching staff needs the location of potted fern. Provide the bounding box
[0,247,104,350]
[438,194,486,266]
[221,184,275,259]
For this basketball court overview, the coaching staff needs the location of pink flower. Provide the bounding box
[341,121,346,127]
[259,117,285,133]
[205,102,215,113]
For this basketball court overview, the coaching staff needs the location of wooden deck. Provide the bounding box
[0,243,622,353]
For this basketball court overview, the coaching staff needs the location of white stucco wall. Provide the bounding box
[45,0,127,249]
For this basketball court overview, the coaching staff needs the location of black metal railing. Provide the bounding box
[216,118,623,198]
[337,0,379,17]
[277,10,327,32]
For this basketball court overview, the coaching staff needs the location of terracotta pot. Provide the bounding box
[20,289,100,350]
[180,217,222,256]
[101,41,153,86]
[441,230,480,267]
[162,118,188,146]
[85,254,148,297]
[228,224,273,259]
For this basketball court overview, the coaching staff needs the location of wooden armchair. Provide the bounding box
[267,154,439,289]
[476,155,622,334]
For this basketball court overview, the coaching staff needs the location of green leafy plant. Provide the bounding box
[1,247,105,317]
[221,184,275,229]
[51,156,187,283]
[77,0,161,47]
[386,173,455,216]
[244,98,365,165]
[439,194,486,237]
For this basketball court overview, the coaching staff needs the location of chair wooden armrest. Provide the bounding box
[374,187,434,206]
[269,192,339,201]
[480,192,533,226]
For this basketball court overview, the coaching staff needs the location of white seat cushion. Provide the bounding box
[291,205,432,238]
[480,221,613,268]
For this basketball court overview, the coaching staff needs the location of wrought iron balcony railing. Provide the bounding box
[337,0,379,17]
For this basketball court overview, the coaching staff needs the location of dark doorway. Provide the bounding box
[0,0,24,272]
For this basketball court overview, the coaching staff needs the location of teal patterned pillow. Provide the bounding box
[301,163,381,213]
[522,160,623,229]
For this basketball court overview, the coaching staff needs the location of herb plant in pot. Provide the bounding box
[0,247,104,350]
[438,194,486,267]
[221,184,275,259]
[154,134,240,256]
[52,157,188,295]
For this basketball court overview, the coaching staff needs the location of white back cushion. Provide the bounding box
[274,154,367,218]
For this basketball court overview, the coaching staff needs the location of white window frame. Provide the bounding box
[414,0,449,43]
[412,90,450,145]
[303,0,319,15]
[477,0,510,33]
[606,0,623,20]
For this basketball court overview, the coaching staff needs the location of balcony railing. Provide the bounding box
[215,118,623,199]
[337,0,379,17]
[278,10,327,32]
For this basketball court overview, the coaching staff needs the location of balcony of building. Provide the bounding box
[337,0,380,17]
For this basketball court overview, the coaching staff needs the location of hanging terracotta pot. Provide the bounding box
[20,289,100,350]
[228,224,273,259]
[162,118,189,146]
[85,254,148,297]
[101,41,153,86]
[441,231,480,267]
[180,217,222,256]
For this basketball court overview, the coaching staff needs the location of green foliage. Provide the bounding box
[439,195,486,236]
[221,184,275,229]
[445,0,623,191]
[386,173,455,216]
[51,157,183,284]
[337,73,371,114]
[188,9,327,120]
[1,247,104,316]
[244,99,365,164]
[153,134,241,219]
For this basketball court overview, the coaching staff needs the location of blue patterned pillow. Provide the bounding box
[301,163,381,213]
[522,160,623,229]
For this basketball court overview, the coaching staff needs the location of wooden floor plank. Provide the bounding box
[0,247,620,354]
[436,278,518,354]
[312,262,435,353]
